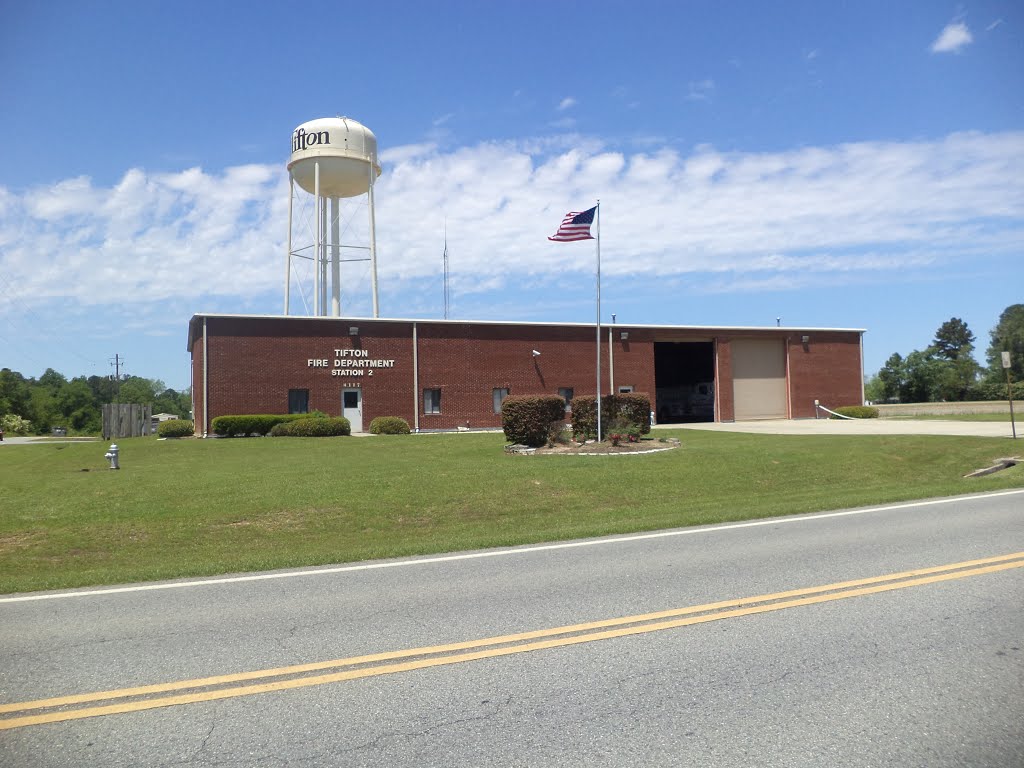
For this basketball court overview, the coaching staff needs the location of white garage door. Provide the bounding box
[732,339,787,420]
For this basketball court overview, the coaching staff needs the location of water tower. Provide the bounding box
[284,116,382,317]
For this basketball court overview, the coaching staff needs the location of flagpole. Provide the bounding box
[595,200,602,442]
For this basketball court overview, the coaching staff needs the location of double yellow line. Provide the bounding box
[3,551,1023,731]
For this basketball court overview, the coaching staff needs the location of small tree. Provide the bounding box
[115,376,159,405]
[863,375,885,403]
[877,353,906,401]
[985,304,1024,383]
[901,350,950,403]
[932,317,975,361]
[571,393,651,440]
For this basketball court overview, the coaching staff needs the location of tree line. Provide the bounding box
[3,305,1020,432]
[865,304,1024,404]
[0,368,191,436]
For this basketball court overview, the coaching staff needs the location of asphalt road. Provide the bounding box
[2,490,1022,767]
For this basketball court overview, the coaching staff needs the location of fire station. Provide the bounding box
[187,314,864,435]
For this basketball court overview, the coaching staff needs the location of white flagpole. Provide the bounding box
[595,200,602,442]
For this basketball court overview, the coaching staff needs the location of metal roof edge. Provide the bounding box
[187,312,866,350]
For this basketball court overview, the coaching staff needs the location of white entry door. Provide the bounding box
[342,388,363,432]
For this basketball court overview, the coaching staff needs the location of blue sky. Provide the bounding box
[1,1,1021,390]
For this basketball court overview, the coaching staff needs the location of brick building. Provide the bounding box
[187,314,865,435]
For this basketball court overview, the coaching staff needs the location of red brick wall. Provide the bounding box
[415,324,656,430]
[191,317,657,433]
[715,338,735,422]
[188,316,862,432]
[787,332,864,418]
[715,331,863,422]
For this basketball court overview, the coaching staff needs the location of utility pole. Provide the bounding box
[109,354,125,397]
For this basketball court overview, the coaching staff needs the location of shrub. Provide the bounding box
[966,381,1024,401]
[272,416,351,437]
[1,413,32,436]
[268,421,293,437]
[831,405,879,419]
[502,395,567,447]
[548,421,574,446]
[571,393,652,440]
[369,416,411,435]
[211,414,310,437]
[157,419,194,438]
[606,417,642,441]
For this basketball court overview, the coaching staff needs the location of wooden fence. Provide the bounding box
[102,404,153,439]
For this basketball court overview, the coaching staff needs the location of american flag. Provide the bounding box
[548,206,596,242]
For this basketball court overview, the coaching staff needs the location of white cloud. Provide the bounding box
[25,176,101,220]
[557,97,577,111]
[1,131,1021,319]
[686,79,715,101]
[931,22,973,53]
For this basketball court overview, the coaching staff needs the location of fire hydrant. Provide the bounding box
[104,443,120,470]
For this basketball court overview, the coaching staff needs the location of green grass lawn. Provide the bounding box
[1,430,1021,594]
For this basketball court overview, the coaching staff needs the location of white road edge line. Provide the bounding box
[4,489,1022,604]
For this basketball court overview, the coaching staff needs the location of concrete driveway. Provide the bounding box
[670,419,1020,439]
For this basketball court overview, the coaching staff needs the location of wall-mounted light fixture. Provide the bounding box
[349,326,359,336]
[531,349,541,357]
[620,331,629,341]
[801,335,810,344]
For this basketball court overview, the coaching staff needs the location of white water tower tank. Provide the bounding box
[288,117,381,198]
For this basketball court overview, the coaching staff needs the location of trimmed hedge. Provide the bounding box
[502,395,567,447]
[831,405,880,419]
[271,416,351,437]
[369,416,411,435]
[211,414,312,437]
[157,419,194,438]
[571,393,652,440]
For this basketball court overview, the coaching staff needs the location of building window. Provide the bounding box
[288,389,309,414]
[617,385,634,394]
[493,387,510,413]
[423,388,441,414]
[558,387,574,411]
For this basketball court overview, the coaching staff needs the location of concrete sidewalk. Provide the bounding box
[668,419,1020,439]
[0,436,100,446]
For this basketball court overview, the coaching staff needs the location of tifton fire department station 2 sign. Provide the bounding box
[307,348,396,377]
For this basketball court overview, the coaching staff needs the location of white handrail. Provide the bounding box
[815,402,856,420]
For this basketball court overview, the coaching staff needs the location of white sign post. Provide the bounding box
[1003,352,1017,440]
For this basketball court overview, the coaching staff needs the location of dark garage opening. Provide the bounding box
[654,342,715,423]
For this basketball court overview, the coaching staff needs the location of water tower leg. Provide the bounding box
[313,162,321,316]
[369,177,380,318]
[285,175,293,315]
[321,202,328,314]
[331,196,341,317]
